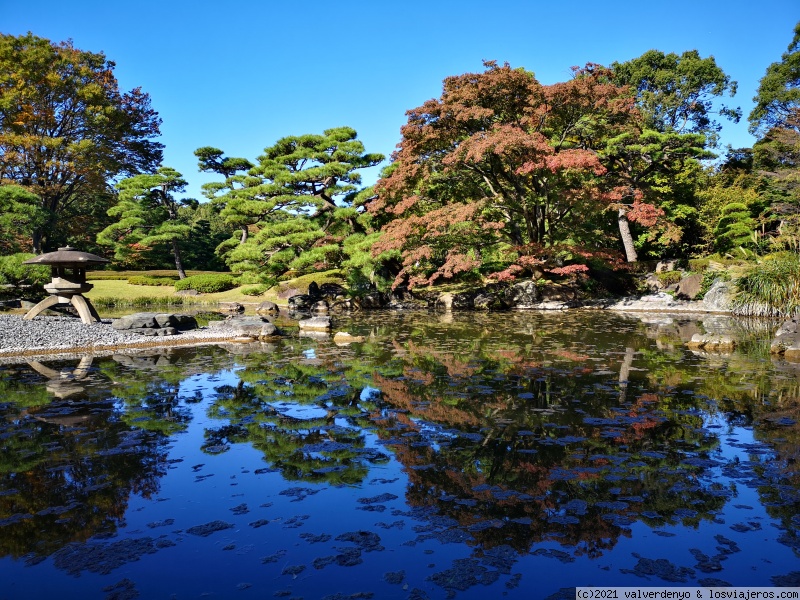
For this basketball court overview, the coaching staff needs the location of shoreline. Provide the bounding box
[0,294,740,362]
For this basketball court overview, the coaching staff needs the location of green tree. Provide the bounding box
[749,21,800,135]
[607,49,740,260]
[195,146,254,248]
[612,49,740,144]
[0,33,163,253]
[97,167,195,278]
[201,127,383,276]
[0,185,47,253]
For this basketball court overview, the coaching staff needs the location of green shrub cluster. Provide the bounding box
[174,273,236,294]
[656,270,682,286]
[0,253,49,288]
[240,284,269,296]
[127,276,177,286]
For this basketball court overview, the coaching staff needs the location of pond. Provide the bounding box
[0,310,798,599]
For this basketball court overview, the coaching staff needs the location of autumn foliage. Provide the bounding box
[371,61,658,288]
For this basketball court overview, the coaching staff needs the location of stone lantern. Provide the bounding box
[22,246,110,324]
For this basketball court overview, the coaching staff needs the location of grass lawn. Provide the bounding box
[84,270,348,308]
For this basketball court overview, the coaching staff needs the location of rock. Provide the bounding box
[539,284,577,303]
[208,316,280,339]
[288,294,314,312]
[255,301,280,315]
[333,331,365,345]
[175,289,200,296]
[644,274,664,291]
[771,318,800,355]
[319,283,347,299]
[785,345,800,362]
[330,298,355,312]
[656,259,681,273]
[676,273,704,300]
[312,300,329,314]
[0,299,21,309]
[360,292,387,309]
[308,281,320,298]
[113,312,198,333]
[298,316,331,331]
[473,292,507,311]
[687,333,736,351]
[701,280,735,312]
[219,302,245,313]
[154,313,198,330]
[129,326,179,337]
[507,281,539,308]
[436,292,475,310]
[112,313,159,330]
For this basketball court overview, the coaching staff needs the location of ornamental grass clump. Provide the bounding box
[733,252,800,317]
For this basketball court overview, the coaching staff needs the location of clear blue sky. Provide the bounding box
[3,0,798,199]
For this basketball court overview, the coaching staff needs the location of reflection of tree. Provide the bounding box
[0,351,233,562]
[98,349,221,435]
[204,345,393,485]
[0,395,168,560]
[367,325,727,562]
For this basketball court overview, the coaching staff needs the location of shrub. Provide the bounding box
[127,276,177,286]
[0,253,49,300]
[733,252,800,317]
[174,273,236,294]
[656,271,682,286]
[240,284,269,296]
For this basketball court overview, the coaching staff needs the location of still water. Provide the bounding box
[0,310,798,599]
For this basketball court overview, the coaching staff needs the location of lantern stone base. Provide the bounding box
[23,292,102,325]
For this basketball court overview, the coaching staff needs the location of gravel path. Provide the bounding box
[0,314,240,357]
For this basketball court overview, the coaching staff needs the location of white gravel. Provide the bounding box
[0,314,239,357]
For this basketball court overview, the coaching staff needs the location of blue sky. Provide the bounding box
[3,1,798,199]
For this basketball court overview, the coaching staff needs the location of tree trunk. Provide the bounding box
[618,207,638,263]
[240,226,248,244]
[32,230,42,254]
[172,239,187,279]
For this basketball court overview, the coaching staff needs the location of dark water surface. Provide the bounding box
[1,310,799,599]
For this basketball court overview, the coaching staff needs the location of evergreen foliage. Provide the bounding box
[174,273,236,293]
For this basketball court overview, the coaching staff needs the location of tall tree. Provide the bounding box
[0,33,162,253]
[372,61,636,287]
[608,49,740,260]
[195,147,254,246]
[749,21,800,135]
[201,127,383,276]
[97,168,195,278]
[612,49,740,144]
[748,24,800,248]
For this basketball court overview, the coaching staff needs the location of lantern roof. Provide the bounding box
[23,246,110,266]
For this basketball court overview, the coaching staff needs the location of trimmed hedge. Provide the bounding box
[174,273,236,294]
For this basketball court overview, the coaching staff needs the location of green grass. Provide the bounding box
[86,270,220,281]
[85,269,348,308]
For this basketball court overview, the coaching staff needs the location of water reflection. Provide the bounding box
[0,311,798,597]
